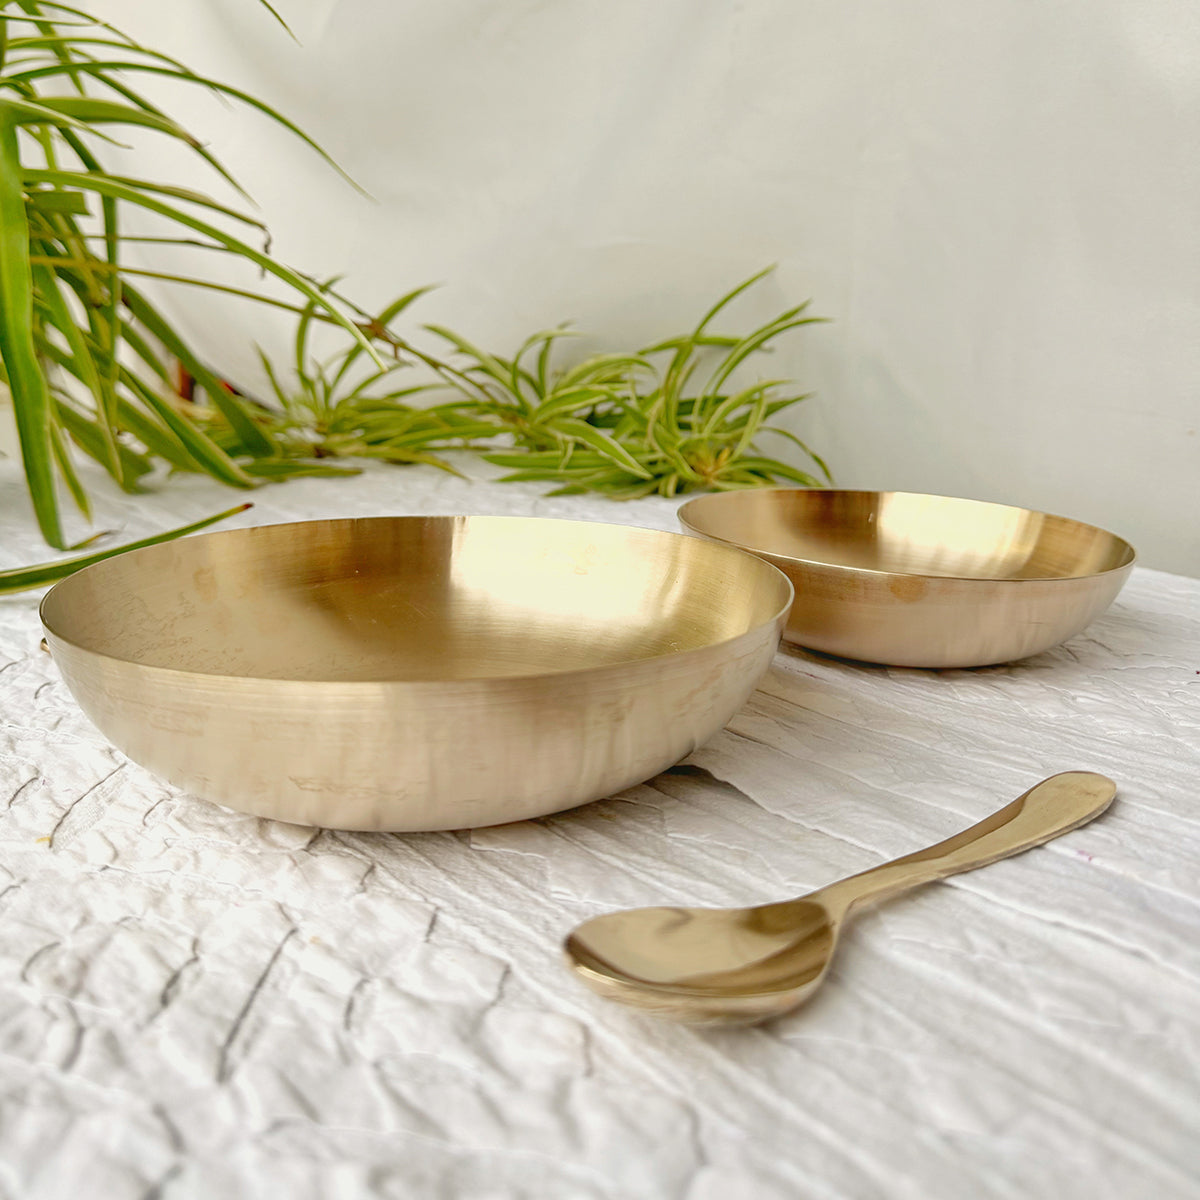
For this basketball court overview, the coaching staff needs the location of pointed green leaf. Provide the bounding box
[762,426,834,483]
[120,281,275,457]
[715,456,822,486]
[699,380,783,436]
[701,312,823,400]
[118,365,255,486]
[692,265,777,339]
[46,416,91,518]
[551,417,653,478]
[18,94,191,138]
[32,260,123,477]
[25,187,89,214]
[10,57,364,193]
[0,115,65,546]
[53,398,154,487]
[0,93,124,142]
[0,503,253,596]
[23,172,381,376]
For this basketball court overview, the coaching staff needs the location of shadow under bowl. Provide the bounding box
[678,489,1135,668]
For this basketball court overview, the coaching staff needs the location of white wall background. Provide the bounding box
[90,0,1199,574]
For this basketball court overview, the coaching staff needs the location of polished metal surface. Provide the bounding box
[565,771,1117,1025]
[40,516,793,831]
[678,489,1136,667]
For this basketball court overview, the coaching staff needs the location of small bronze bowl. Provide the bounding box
[40,515,792,831]
[679,489,1135,668]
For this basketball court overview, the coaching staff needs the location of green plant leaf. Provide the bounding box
[551,417,653,478]
[531,385,618,425]
[762,426,833,483]
[53,397,154,487]
[0,114,65,546]
[699,380,783,437]
[9,33,257,199]
[120,282,275,458]
[10,57,364,193]
[700,309,822,401]
[252,0,298,40]
[0,92,124,142]
[424,324,522,405]
[242,460,361,479]
[640,333,741,354]
[46,414,90,517]
[117,364,255,486]
[34,251,359,322]
[113,392,201,471]
[23,171,383,369]
[25,186,88,214]
[32,259,123,477]
[557,352,650,390]
[692,265,777,339]
[715,455,822,487]
[327,285,433,393]
[33,333,191,472]
[0,502,253,595]
[117,316,170,384]
[14,93,190,137]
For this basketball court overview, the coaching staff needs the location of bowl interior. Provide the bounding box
[679,490,1135,582]
[41,516,791,682]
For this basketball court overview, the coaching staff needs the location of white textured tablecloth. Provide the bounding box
[1,462,1198,1200]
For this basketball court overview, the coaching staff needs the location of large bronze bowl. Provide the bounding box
[41,515,793,830]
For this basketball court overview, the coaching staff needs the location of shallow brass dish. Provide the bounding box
[40,515,792,831]
[678,490,1135,668]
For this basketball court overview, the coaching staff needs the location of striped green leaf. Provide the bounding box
[0,503,253,596]
[0,114,64,546]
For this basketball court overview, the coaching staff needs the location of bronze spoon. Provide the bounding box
[564,771,1116,1026]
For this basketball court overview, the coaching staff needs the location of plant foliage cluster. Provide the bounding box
[203,267,831,500]
[0,0,381,550]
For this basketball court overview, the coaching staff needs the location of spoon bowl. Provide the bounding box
[565,771,1117,1025]
[567,898,839,1025]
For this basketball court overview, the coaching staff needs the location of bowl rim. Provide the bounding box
[39,513,795,686]
[677,488,1137,584]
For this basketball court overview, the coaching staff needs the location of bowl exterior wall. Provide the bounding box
[46,618,784,830]
[770,557,1133,667]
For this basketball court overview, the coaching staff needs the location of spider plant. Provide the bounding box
[423,322,656,480]
[200,288,502,474]
[432,266,832,498]
[0,0,382,551]
[218,266,831,499]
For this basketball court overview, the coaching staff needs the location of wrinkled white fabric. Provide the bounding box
[1,461,1198,1199]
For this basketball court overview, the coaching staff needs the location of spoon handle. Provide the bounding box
[818,771,1116,913]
